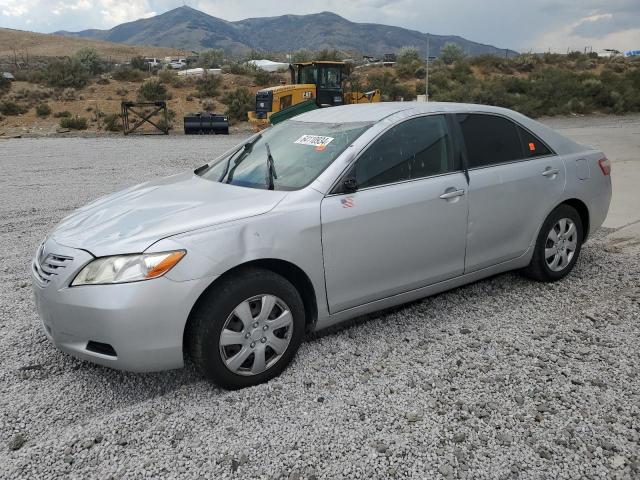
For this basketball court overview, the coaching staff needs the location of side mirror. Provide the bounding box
[343,177,358,193]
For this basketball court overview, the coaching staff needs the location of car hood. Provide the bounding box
[51,172,288,257]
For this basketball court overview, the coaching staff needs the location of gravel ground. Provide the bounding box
[1,134,639,480]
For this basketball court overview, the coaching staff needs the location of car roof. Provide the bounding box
[294,101,521,124]
[294,101,588,156]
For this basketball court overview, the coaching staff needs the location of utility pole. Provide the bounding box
[425,35,430,102]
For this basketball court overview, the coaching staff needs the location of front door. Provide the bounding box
[320,114,469,313]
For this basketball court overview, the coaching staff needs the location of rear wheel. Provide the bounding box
[187,268,305,389]
[523,204,583,282]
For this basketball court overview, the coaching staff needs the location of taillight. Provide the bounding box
[598,157,611,176]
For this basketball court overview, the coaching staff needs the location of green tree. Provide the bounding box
[291,49,313,63]
[314,49,341,61]
[199,49,225,68]
[396,45,423,78]
[74,47,104,75]
[439,43,466,65]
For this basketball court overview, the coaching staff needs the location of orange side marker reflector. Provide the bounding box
[146,251,186,279]
[529,142,536,152]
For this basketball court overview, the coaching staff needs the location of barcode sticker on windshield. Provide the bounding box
[294,135,334,147]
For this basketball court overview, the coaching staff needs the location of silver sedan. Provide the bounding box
[31,102,612,389]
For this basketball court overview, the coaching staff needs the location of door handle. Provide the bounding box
[439,189,466,199]
[542,168,559,177]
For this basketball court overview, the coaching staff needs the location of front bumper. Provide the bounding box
[31,238,216,372]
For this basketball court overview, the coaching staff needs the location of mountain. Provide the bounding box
[56,6,517,57]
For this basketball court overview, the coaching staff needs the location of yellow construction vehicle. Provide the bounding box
[248,61,381,127]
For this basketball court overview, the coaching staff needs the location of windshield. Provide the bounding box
[199,120,372,191]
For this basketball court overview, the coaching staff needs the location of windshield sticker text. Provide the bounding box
[294,135,335,147]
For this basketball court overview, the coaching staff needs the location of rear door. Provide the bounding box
[456,113,565,272]
[320,114,468,313]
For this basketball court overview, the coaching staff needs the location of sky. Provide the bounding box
[0,0,638,53]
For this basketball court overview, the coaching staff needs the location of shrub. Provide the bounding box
[35,103,51,117]
[314,49,341,61]
[9,87,52,104]
[112,67,146,82]
[103,113,121,132]
[96,76,110,85]
[11,69,45,84]
[53,110,71,118]
[0,100,28,115]
[115,87,129,96]
[74,47,105,75]
[199,49,225,69]
[201,98,216,111]
[395,46,424,79]
[439,43,466,65]
[61,88,76,101]
[158,69,176,84]
[130,56,148,72]
[221,87,253,122]
[196,74,221,97]
[0,76,11,95]
[365,71,413,100]
[254,69,277,86]
[59,116,88,130]
[137,79,170,101]
[44,58,90,88]
[291,49,313,63]
[222,63,251,75]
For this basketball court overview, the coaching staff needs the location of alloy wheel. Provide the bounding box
[218,295,293,376]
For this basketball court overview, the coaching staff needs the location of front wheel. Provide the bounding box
[187,268,305,389]
[523,204,583,282]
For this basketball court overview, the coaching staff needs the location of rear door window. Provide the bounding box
[456,113,524,168]
[355,115,454,188]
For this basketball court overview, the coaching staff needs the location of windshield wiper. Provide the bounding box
[265,142,278,190]
[222,134,261,183]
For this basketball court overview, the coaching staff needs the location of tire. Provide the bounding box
[523,204,583,282]
[187,268,305,389]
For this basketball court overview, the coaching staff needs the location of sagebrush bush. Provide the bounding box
[253,69,277,86]
[112,67,146,82]
[196,74,221,97]
[158,69,176,84]
[221,63,250,75]
[0,100,28,115]
[59,116,88,130]
[53,110,71,118]
[103,113,121,132]
[35,103,51,117]
[137,79,170,102]
[44,59,89,88]
[221,87,253,122]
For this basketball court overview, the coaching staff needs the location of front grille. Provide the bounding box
[32,248,73,287]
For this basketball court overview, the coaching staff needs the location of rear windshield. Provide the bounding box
[198,120,372,191]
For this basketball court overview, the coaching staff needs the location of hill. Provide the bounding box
[0,28,183,63]
[56,7,517,57]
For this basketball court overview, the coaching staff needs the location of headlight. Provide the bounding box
[71,250,186,286]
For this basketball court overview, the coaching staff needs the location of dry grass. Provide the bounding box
[0,28,183,62]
